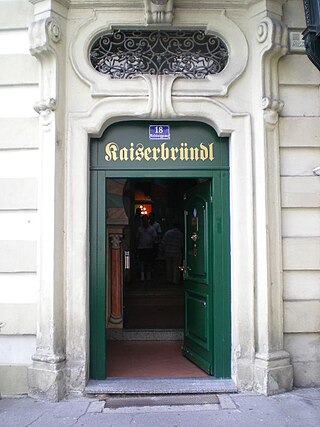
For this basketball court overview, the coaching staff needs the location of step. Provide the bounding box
[85,377,237,395]
[107,328,184,341]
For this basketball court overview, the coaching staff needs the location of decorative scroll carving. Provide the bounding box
[257,17,288,127]
[29,17,61,56]
[48,18,61,43]
[262,97,284,127]
[34,98,56,126]
[90,29,228,79]
[144,0,174,25]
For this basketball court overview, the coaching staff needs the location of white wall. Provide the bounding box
[0,0,38,395]
[281,0,320,387]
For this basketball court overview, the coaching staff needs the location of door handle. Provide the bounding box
[179,266,191,273]
[191,232,198,242]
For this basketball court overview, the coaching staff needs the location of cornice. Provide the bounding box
[29,0,71,6]
[30,0,285,10]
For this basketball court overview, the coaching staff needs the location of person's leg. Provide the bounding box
[139,249,145,280]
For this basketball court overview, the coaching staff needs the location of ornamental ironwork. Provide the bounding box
[89,29,228,79]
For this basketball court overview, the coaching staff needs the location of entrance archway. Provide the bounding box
[65,97,254,393]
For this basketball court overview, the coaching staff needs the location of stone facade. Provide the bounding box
[0,0,319,400]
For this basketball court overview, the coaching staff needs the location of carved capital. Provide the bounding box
[144,0,174,25]
[256,17,288,115]
[29,17,61,57]
[34,98,56,126]
[262,97,284,127]
[257,17,288,53]
[110,234,122,249]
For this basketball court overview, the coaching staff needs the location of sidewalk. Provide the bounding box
[0,388,319,427]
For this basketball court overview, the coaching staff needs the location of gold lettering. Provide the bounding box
[200,142,208,161]
[189,147,199,161]
[170,147,179,161]
[144,147,151,161]
[209,143,214,161]
[104,141,215,162]
[119,147,128,161]
[179,142,189,160]
[152,147,160,160]
[135,143,144,161]
[105,142,118,161]
[161,143,169,160]
[130,142,135,161]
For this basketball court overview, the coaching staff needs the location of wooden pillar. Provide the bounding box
[109,233,123,324]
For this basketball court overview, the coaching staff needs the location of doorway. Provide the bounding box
[107,177,209,378]
[89,120,231,381]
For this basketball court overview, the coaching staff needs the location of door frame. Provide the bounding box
[66,97,255,393]
[90,164,230,380]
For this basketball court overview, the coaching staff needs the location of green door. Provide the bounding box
[182,180,213,374]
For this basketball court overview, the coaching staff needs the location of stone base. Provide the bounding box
[28,361,66,402]
[254,351,293,395]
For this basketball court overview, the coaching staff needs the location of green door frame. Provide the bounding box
[89,121,231,380]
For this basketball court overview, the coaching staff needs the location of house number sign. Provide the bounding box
[149,125,170,140]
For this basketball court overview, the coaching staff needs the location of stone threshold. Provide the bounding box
[85,377,237,395]
[107,328,184,341]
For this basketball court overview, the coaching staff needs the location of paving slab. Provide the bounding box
[0,388,319,427]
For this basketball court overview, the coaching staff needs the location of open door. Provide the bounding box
[182,180,213,374]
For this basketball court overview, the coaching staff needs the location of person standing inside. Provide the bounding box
[137,215,156,281]
[148,212,162,271]
[161,221,184,285]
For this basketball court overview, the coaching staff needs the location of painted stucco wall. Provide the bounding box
[280,0,320,388]
[0,0,38,394]
[0,0,319,396]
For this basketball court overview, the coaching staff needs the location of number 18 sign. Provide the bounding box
[149,125,170,140]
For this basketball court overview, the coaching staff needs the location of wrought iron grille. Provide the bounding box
[89,29,228,79]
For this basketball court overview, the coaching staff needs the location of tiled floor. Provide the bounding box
[107,340,209,378]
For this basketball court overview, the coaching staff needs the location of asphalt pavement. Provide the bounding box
[0,387,319,427]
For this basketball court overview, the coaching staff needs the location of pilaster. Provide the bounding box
[27,0,68,401]
[249,1,293,395]
[109,233,123,326]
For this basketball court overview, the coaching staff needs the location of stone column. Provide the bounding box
[27,0,68,401]
[249,0,293,395]
[109,234,123,325]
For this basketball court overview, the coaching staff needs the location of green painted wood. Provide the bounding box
[183,181,213,374]
[89,170,106,379]
[89,120,230,380]
[91,121,228,171]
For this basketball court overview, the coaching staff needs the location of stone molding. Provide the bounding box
[66,96,254,395]
[144,0,174,24]
[29,17,61,57]
[250,6,293,395]
[69,9,248,97]
[32,352,66,364]
[257,16,288,128]
[27,2,67,402]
